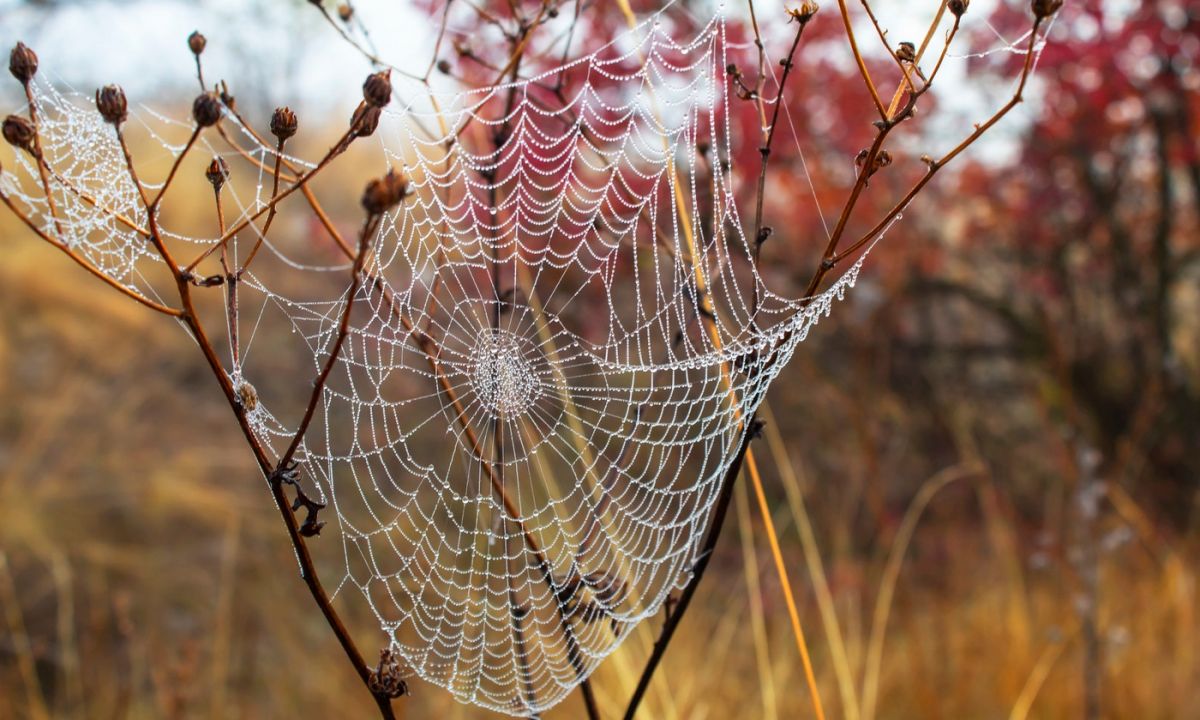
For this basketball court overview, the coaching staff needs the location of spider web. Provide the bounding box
[0,2,1048,715]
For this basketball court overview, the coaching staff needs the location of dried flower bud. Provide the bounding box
[205,156,230,191]
[948,0,969,17]
[362,70,392,108]
[361,168,409,215]
[787,2,819,22]
[95,84,128,126]
[350,103,382,137]
[2,114,36,154]
[1031,0,1062,18]
[188,31,207,55]
[337,3,353,21]
[270,106,298,142]
[192,92,222,127]
[896,41,916,63]
[8,42,38,85]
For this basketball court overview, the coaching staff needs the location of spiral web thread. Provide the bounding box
[0,3,1040,714]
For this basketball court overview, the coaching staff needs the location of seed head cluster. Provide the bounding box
[192,92,223,127]
[362,70,392,108]
[361,168,409,215]
[270,106,299,142]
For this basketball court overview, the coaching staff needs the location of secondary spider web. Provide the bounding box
[0,2,1046,714]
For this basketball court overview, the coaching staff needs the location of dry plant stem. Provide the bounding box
[1008,629,1075,720]
[0,191,182,316]
[761,403,860,720]
[239,138,287,273]
[750,12,811,316]
[32,158,151,237]
[835,0,887,117]
[213,190,240,367]
[183,124,359,273]
[859,463,980,720]
[616,3,827,717]
[743,451,826,720]
[620,419,757,720]
[271,126,598,715]
[22,82,66,238]
[311,2,423,81]
[816,17,1040,282]
[106,123,397,719]
[215,124,300,183]
[151,128,201,210]
[860,0,921,90]
[799,8,964,300]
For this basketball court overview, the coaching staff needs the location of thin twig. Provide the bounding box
[0,191,183,316]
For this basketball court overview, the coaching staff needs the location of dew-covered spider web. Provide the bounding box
[0,1,1049,714]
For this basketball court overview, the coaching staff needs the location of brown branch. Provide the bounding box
[751,10,814,278]
[22,82,66,238]
[835,0,888,117]
[150,127,201,210]
[182,124,359,272]
[238,137,287,273]
[104,108,396,719]
[821,17,1043,278]
[0,191,183,317]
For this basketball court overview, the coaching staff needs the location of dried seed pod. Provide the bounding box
[436,59,452,75]
[337,3,353,21]
[2,114,36,154]
[192,92,222,127]
[350,103,382,137]
[361,168,409,215]
[270,106,298,142]
[188,31,207,55]
[205,156,230,191]
[1031,0,1062,18]
[362,70,392,108]
[95,84,128,126]
[948,0,969,17]
[8,42,38,85]
[787,1,819,22]
[896,41,916,63]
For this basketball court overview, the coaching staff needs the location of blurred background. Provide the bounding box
[1,0,1197,718]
